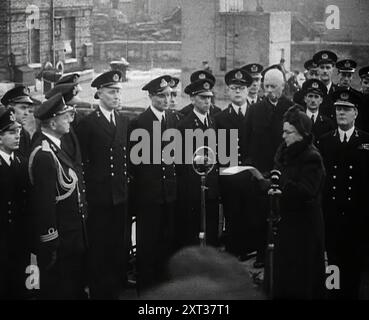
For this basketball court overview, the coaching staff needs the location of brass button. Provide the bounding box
[8,219,12,223]
[332,186,336,190]
[333,176,336,179]
[349,165,353,169]
[111,173,115,177]
[349,176,353,180]
[332,197,335,200]
[348,197,351,201]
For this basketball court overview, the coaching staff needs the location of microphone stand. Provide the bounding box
[192,147,215,247]
[264,169,281,299]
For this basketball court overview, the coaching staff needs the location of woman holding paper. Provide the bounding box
[251,105,326,299]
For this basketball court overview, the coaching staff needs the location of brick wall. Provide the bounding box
[0,0,93,83]
[0,0,10,81]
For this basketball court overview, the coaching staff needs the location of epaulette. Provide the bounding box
[42,139,52,152]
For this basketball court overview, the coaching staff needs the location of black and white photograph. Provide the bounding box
[1,0,369,305]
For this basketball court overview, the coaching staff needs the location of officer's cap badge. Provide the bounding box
[251,65,258,73]
[160,78,168,88]
[199,73,206,80]
[204,82,210,90]
[169,79,175,87]
[322,53,328,60]
[340,92,349,100]
[113,73,120,82]
[312,82,319,89]
[23,87,29,95]
[72,86,78,96]
[235,71,243,80]
[345,61,351,68]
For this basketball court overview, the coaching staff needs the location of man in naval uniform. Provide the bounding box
[180,70,221,117]
[301,79,335,141]
[214,68,255,260]
[177,78,220,248]
[318,88,369,299]
[76,70,131,299]
[1,86,34,158]
[29,93,87,299]
[356,66,369,133]
[128,75,178,294]
[241,63,264,107]
[0,108,30,299]
[312,50,339,120]
[293,59,320,106]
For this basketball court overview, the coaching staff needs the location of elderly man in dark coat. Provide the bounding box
[244,67,294,267]
[251,105,326,299]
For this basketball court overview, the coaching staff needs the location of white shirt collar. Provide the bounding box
[306,109,319,122]
[326,82,332,93]
[150,105,165,122]
[232,102,248,116]
[247,96,257,105]
[42,131,61,148]
[99,105,116,124]
[0,150,14,166]
[338,126,355,143]
[193,108,208,125]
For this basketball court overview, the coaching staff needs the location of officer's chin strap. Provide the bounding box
[29,140,78,202]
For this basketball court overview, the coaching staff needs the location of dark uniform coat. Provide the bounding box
[320,83,339,121]
[357,93,369,133]
[214,104,256,256]
[180,103,221,118]
[19,127,31,158]
[75,107,131,299]
[318,128,369,299]
[311,112,335,141]
[0,152,29,299]
[128,107,177,292]
[29,134,87,299]
[177,110,220,247]
[268,137,326,299]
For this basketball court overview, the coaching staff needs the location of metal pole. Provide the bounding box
[199,175,207,247]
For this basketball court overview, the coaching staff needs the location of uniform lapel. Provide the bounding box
[42,134,75,170]
[95,107,115,137]
[226,104,241,128]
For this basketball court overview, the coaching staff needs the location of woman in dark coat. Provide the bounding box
[251,105,326,299]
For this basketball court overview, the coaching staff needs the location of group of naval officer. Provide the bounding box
[1,48,369,299]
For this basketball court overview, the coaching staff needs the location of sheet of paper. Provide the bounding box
[219,166,256,175]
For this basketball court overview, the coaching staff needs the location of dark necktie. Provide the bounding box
[238,107,244,120]
[110,113,115,127]
[161,115,166,132]
[204,116,208,128]
[310,114,315,123]
[9,155,15,168]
